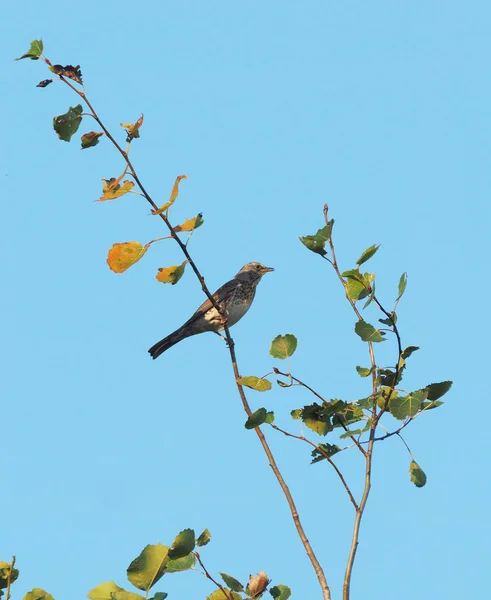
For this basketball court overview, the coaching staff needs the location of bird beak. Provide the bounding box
[263,266,274,273]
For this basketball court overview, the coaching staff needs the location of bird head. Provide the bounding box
[235,262,274,282]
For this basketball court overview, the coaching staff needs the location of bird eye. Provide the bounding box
[256,264,261,270]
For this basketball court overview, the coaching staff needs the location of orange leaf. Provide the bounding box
[107,241,148,273]
[151,175,187,215]
[120,114,144,142]
[155,261,188,284]
[174,213,204,233]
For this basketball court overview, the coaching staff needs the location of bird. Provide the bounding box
[148,262,274,359]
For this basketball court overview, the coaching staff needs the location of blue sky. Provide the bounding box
[2,2,490,599]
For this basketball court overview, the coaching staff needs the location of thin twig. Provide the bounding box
[371,294,403,424]
[273,367,367,458]
[271,423,359,510]
[194,552,232,600]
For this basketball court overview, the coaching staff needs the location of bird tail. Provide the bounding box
[148,327,193,359]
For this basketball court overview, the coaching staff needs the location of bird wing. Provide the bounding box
[181,278,238,326]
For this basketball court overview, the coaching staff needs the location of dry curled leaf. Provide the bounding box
[97,175,134,201]
[248,571,269,597]
[121,114,144,142]
[152,175,187,215]
[50,64,83,84]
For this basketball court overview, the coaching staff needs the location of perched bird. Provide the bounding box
[148,262,274,359]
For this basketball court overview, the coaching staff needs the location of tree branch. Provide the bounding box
[273,367,367,458]
[271,423,359,510]
[53,66,330,600]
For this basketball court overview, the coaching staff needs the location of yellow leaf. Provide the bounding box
[120,114,144,142]
[97,179,134,201]
[151,175,187,215]
[173,213,204,233]
[107,241,148,273]
[156,261,188,284]
[237,376,272,392]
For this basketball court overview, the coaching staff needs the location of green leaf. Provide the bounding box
[425,381,452,401]
[299,223,333,256]
[245,408,268,429]
[165,553,195,573]
[299,236,326,255]
[354,320,386,343]
[341,269,364,281]
[22,590,54,600]
[389,390,427,420]
[15,39,43,60]
[88,582,124,600]
[377,368,399,388]
[53,104,83,142]
[321,399,349,417]
[113,592,146,600]
[81,131,104,149]
[331,403,365,427]
[339,420,371,439]
[363,280,376,309]
[207,591,242,600]
[270,334,297,359]
[277,378,293,387]
[168,529,195,560]
[220,573,244,593]
[290,409,301,419]
[237,376,272,392]
[301,403,333,436]
[396,273,408,301]
[356,244,380,266]
[346,277,369,301]
[356,394,379,410]
[402,346,419,359]
[311,443,341,463]
[421,400,444,411]
[149,594,168,600]
[265,411,275,424]
[379,312,397,326]
[127,544,169,591]
[196,529,211,547]
[0,563,19,589]
[270,584,292,599]
[356,366,373,377]
[409,461,427,487]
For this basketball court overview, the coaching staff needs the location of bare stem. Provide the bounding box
[273,367,367,458]
[229,342,331,600]
[271,423,358,510]
[194,552,232,600]
[343,436,374,600]
[322,205,380,600]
